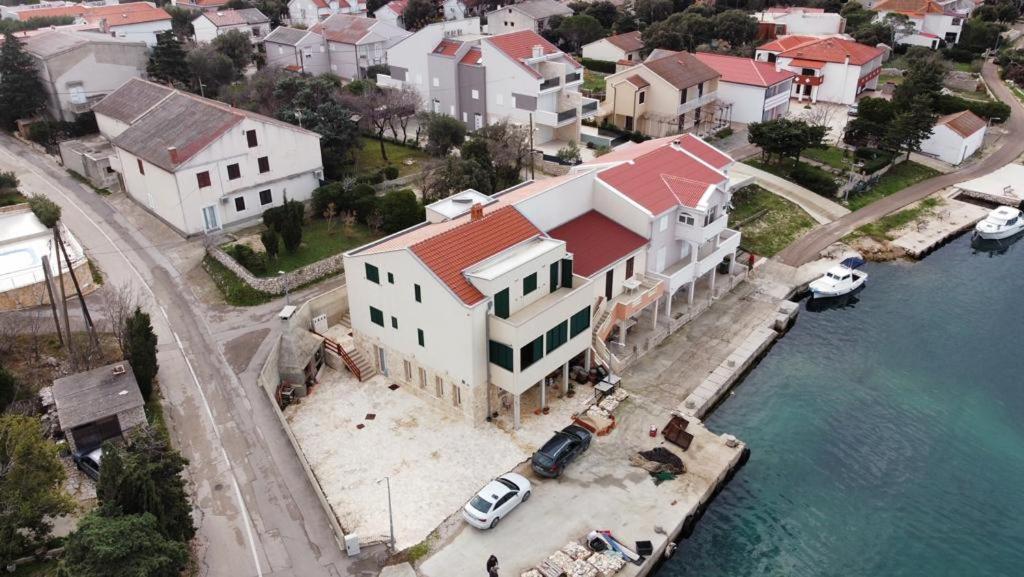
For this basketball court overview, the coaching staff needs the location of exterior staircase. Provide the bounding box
[318,333,376,381]
[340,312,352,329]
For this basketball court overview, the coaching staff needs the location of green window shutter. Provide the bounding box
[387,272,394,284]
[417,329,425,347]
[570,306,591,337]
[489,340,513,371]
[520,335,544,369]
[560,258,573,287]
[369,306,384,326]
[414,284,421,303]
[366,263,380,284]
[549,261,559,293]
[546,320,568,353]
[523,272,537,295]
[391,316,398,329]
[494,288,509,319]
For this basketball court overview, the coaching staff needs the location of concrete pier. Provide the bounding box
[890,197,989,259]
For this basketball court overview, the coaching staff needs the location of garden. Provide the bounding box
[731,185,817,257]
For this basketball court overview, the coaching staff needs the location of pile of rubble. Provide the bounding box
[576,388,630,437]
[523,540,628,577]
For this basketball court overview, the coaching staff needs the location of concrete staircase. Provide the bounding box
[340,311,352,329]
[348,348,376,380]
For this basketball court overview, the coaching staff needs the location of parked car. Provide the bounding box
[847,104,859,117]
[462,473,532,529]
[73,446,102,481]
[531,424,593,478]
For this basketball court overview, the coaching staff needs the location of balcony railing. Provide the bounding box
[581,99,598,116]
[675,213,728,244]
[796,74,824,86]
[565,72,582,83]
[539,76,561,90]
[677,92,716,115]
[557,108,577,122]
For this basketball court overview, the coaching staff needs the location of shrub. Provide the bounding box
[942,46,975,63]
[364,63,391,79]
[28,193,61,227]
[791,163,839,196]
[229,244,267,275]
[260,230,279,260]
[934,94,1010,122]
[378,189,424,233]
[0,171,18,192]
[714,127,734,139]
[383,165,399,180]
[628,131,650,143]
[581,57,616,73]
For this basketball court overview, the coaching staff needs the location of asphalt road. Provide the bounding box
[0,133,377,577]
[776,59,1024,267]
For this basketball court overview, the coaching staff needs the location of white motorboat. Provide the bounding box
[809,257,867,299]
[974,206,1024,240]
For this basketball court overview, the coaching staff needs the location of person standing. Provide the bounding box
[486,555,499,577]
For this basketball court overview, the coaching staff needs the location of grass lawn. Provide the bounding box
[10,560,58,577]
[354,137,429,178]
[846,161,940,211]
[731,185,817,257]
[879,73,903,86]
[850,197,942,241]
[952,60,982,73]
[801,146,852,171]
[583,70,606,93]
[257,220,379,276]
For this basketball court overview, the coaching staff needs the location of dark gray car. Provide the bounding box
[73,447,102,481]
[531,424,592,478]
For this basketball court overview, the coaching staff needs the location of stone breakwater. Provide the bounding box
[207,245,345,295]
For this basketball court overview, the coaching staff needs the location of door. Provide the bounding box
[202,205,220,232]
[375,345,388,376]
[624,115,634,131]
[656,247,666,272]
[494,492,516,517]
[604,269,614,300]
[625,257,634,279]
[494,288,509,319]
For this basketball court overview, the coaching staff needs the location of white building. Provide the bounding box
[755,35,885,105]
[692,52,795,124]
[374,0,465,29]
[752,7,846,37]
[871,0,964,48]
[581,31,644,64]
[342,135,740,427]
[264,14,409,79]
[92,78,323,236]
[920,110,986,165]
[12,2,171,46]
[192,8,270,44]
[286,0,365,29]
[485,0,572,35]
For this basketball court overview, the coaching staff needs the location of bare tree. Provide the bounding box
[323,201,339,234]
[341,210,357,237]
[798,106,838,144]
[350,87,398,161]
[392,87,421,145]
[475,120,532,181]
[102,283,137,357]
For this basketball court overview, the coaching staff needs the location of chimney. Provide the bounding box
[168,146,179,164]
[531,44,543,58]
[470,203,483,221]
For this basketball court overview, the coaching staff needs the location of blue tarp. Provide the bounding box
[840,257,866,269]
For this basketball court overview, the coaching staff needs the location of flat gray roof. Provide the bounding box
[52,361,144,430]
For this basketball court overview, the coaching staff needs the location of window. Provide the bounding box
[471,89,479,100]
[227,163,241,180]
[496,93,504,105]
[698,82,704,97]
[403,360,412,380]
[418,367,427,388]
[519,336,544,370]
[570,306,591,338]
[452,385,461,407]
[197,171,211,188]
[626,257,634,279]
[638,91,646,104]
[560,258,573,287]
[432,77,439,87]
[489,340,514,371]
[414,284,422,302]
[387,272,394,284]
[474,113,483,130]
[234,197,245,212]
[705,206,718,226]
[259,189,272,205]
[246,129,258,148]
[494,288,509,318]
[369,306,384,326]
[137,158,145,174]
[523,272,537,295]
[678,212,694,225]
[391,316,398,329]
[258,156,270,174]
[660,215,668,231]
[549,261,559,293]
[417,329,424,347]
[463,112,468,122]
[366,263,380,284]
[435,376,444,398]
[546,321,568,354]
[680,88,688,104]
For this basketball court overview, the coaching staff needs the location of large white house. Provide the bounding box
[92,79,323,236]
[752,7,846,38]
[373,0,465,29]
[870,0,965,48]
[12,2,172,46]
[755,35,885,105]
[581,31,644,64]
[693,52,795,124]
[485,0,572,35]
[920,110,986,164]
[192,8,270,44]
[342,135,740,427]
[264,14,409,79]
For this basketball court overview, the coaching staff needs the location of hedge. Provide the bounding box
[581,57,616,74]
[791,163,839,196]
[854,148,895,174]
[935,94,1010,122]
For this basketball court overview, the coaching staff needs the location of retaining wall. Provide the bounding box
[208,245,345,295]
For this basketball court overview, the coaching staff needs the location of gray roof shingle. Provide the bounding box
[503,0,572,19]
[263,25,311,45]
[91,78,174,124]
[23,29,147,59]
[52,362,144,430]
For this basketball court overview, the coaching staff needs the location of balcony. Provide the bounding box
[795,74,824,86]
[675,213,728,244]
[539,76,561,91]
[677,92,716,115]
[581,98,599,118]
[557,108,577,122]
[652,229,740,294]
[565,72,582,83]
[534,108,580,127]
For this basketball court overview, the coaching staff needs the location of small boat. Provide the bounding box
[809,257,867,299]
[974,206,1024,240]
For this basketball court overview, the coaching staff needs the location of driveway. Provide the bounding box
[777,59,1024,266]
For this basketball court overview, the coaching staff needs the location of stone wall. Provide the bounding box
[208,245,346,295]
[0,259,95,312]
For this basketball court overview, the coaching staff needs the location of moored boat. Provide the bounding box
[809,257,867,299]
[974,206,1024,240]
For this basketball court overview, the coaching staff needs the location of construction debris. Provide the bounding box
[547,550,575,574]
[562,541,592,561]
[521,570,543,577]
[567,559,598,577]
[588,552,627,577]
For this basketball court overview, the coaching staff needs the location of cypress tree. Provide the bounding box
[147,31,191,88]
[0,32,47,128]
[125,307,158,401]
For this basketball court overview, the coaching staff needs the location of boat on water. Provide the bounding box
[975,206,1024,240]
[809,257,867,299]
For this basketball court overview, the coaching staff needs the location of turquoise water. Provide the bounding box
[659,233,1024,577]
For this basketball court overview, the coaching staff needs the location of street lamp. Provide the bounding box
[279,270,289,305]
[378,477,395,552]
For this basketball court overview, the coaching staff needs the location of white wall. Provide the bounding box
[715,81,767,124]
[514,172,595,230]
[920,124,985,165]
[108,20,172,47]
[40,42,148,122]
[774,12,845,35]
[581,39,626,63]
[486,7,538,34]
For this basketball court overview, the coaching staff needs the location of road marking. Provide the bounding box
[0,146,265,577]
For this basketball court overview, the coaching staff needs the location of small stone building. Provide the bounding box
[279,324,325,397]
[52,361,146,453]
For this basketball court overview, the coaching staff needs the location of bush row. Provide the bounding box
[581,58,616,74]
[790,163,839,196]
[935,94,1010,122]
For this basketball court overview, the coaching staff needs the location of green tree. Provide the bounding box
[460,137,495,193]
[212,29,254,75]
[378,189,424,233]
[164,6,195,40]
[893,53,946,111]
[0,415,74,565]
[0,32,47,128]
[60,512,189,577]
[959,18,1004,53]
[840,2,875,34]
[633,0,673,26]
[0,365,16,411]
[425,113,466,156]
[712,9,757,47]
[584,1,619,29]
[558,15,605,52]
[186,44,236,96]
[748,118,826,164]
[261,229,279,260]
[96,429,195,542]
[852,22,893,46]
[276,199,305,252]
[125,307,158,401]
[884,96,938,161]
[147,32,191,88]
[402,0,437,31]
[644,12,713,52]
[844,97,894,147]
[27,193,60,227]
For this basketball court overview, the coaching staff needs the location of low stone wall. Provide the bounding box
[208,245,345,295]
[0,258,95,312]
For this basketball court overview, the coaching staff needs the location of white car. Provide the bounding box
[462,473,532,529]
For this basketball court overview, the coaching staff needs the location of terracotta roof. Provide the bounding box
[938,110,986,138]
[872,0,945,14]
[597,143,727,214]
[85,3,171,27]
[775,37,885,66]
[617,59,638,67]
[460,46,482,65]
[383,0,409,13]
[625,74,649,88]
[91,77,174,124]
[434,38,462,56]
[17,5,86,21]
[410,206,541,305]
[485,30,577,79]
[674,134,733,170]
[312,0,329,8]
[788,58,825,68]
[200,8,269,27]
[190,0,231,6]
[604,31,643,52]
[642,50,720,90]
[547,211,647,277]
[757,35,820,53]
[312,14,378,44]
[693,52,795,88]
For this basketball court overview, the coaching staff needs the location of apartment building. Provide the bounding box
[692,52,795,123]
[600,50,721,137]
[92,78,323,236]
[286,0,365,28]
[871,0,964,48]
[581,31,644,64]
[192,8,270,44]
[485,0,572,35]
[264,14,409,79]
[342,135,740,427]
[755,35,885,105]
[752,7,846,40]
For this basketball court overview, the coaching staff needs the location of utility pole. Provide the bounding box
[55,225,98,349]
[378,477,395,552]
[39,255,63,345]
[51,231,75,360]
[529,113,535,180]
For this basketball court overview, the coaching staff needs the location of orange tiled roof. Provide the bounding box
[597,143,728,214]
[693,52,796,88]
[772,36,884,66]
[605,31,643,52]
[17,5,86,21]
[872,0,946,14]
[485,30,579,79]
[547,211,647,278]
[460,47,482,65]
[85,3,171,27]
[434,38,462,56]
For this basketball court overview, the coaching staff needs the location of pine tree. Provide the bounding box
[147,31,191,88]
[0,32,47,128]
[125,307,158,401]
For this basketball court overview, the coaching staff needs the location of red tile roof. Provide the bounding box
[85,3,171,27]
[625,74,649,88]
[547,211,647,277]
[460,47,482,65]
[772,36,885,66]
[434,38,462,56]
[938,110,986,138]
[757,35,820,53]
[675,134,733,170]
[384,0,409,13]
[17,5,86,21]
[598,143,727,214]
[410,206,541,305]
[872,0,945,14]
[312,0,329,8]
[485,30,578,79]
[604,30,643,52]
[693,52,796,88]
[788,58,825,68]
[312,14,377,44]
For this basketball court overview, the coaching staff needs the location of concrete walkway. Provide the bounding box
[777,58,1024,266]
[731,162,851,224]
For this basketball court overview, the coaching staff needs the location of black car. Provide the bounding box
[531,424,593,478]
[72,447,102,481]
